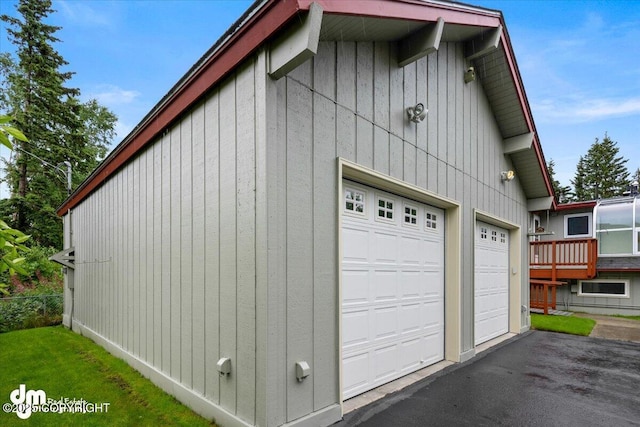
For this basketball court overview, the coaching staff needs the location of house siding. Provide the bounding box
[64,37,532,427]
[66,55,266,426]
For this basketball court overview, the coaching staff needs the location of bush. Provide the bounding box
[0,294,63,333]
[5,245,63,296]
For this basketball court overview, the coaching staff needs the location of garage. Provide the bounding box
[474,221,510,346]
[341,181,445,399]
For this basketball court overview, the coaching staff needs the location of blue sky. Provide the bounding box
[1,0,639,190]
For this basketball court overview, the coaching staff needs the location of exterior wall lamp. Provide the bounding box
[501,170,516,182]
[407,103,427,123]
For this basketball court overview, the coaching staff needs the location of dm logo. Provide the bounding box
[10,384,46,419]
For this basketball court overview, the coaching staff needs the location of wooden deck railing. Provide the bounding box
[529,238,597,281]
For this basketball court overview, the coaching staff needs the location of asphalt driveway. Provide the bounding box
[338,331,640,426]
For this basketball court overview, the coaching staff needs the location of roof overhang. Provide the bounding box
[57,0,554,215]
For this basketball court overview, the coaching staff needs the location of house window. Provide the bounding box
[376,197,394,221]
[578,280,629,298]
[500,232,506,244]
[425,211,438,230]
[564,213,592,238]
[595,201,634,255]
[344,188,365,215]
[404,204,418,226]
[491,230,497,242]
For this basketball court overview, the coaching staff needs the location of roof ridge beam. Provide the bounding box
[397,17,444,67]
[269,2,323,79]
[503,132,534,155]
[465,24,502,61]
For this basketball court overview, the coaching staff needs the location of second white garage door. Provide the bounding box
[474,221,510,346]
[341,181,444,399]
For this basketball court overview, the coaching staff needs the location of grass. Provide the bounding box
[531,313,596,336]
[0,326,215,426]
[612,315,640,321]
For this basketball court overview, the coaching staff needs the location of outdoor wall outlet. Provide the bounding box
[295,361,310,382]
[217,357,231,376]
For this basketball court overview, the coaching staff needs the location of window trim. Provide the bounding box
[578,279,630,298]
[564,212,592,238]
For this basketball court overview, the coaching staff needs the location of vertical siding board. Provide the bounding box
[236,64,257,424]
[374,42,390,130]
[426,53,438,157]
[403,61,417,145]
[161,132,172,374]
[390,134,403,180]
[154,140,164,369]
[336,105,356,161]
[416,57,428,152]
[219,80,238,412]
[417,148,427,189]
[314,42,336,100]
[373,125,389,175]
[268,78,288,426]
[437,45,448,163]
[389,49,404,137]
[356,41,374,122]
[204,92,221,402]
[170,125,182,380]
[286,79,314,422]
[404,141,416,185]
[146,149,155,360]
[446,44,456,168]
[181,114,193,389]
[455,44,464,170]
[192,103,206,396]
[128,166,135,352]
[139,154,147,360]
[427,154,438,193]
[128,157,140,356]
[356,116,373,168]
[254,51,271,427]
[313,94,338,410]
[337,41,356,111]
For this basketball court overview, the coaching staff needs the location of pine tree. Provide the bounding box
[547,159,572,204]
[570,134,629,201]
[1,0,116,248]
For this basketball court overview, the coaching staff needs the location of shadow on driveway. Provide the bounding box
[338,331,640,426]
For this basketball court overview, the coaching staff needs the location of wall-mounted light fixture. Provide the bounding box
[464,66,476,84]
[501,170,516,182]
[407,103,427,123]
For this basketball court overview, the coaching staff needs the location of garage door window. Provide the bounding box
[426,211,438,230]
[376,197,395,222]
[345,188,365,216]
[404,204,418,226]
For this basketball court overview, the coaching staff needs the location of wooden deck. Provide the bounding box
[530,239,597,281]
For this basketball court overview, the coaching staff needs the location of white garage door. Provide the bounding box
[474,221,509,346]
[341,181,444,400]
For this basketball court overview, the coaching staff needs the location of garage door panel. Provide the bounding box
[342,181,444,399]
[399,303,421,333]
[343,309,370,349]
[474,221,509,346]
[343,270,370,305]
[373,306,398,340]
[343,227,370,262]
[373,270,398,301]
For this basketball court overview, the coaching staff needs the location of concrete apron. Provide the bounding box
[574,313,640,343]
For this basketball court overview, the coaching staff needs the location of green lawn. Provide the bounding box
[0,326,214,426]
[531,314,596,336]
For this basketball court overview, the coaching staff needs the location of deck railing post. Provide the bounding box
[551,241,557,282]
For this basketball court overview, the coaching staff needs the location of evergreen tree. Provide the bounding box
[570,134,629,201]
[1,0,116,248]
[547,159,572,204]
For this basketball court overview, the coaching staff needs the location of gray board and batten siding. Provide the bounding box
[64,40,530,426]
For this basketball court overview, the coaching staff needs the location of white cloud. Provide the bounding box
[533,96,640,124]
[56,0,114,27]
[86,85,140,107]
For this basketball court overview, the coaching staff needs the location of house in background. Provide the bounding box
[531,191,640,315]
[56,1,555,426]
